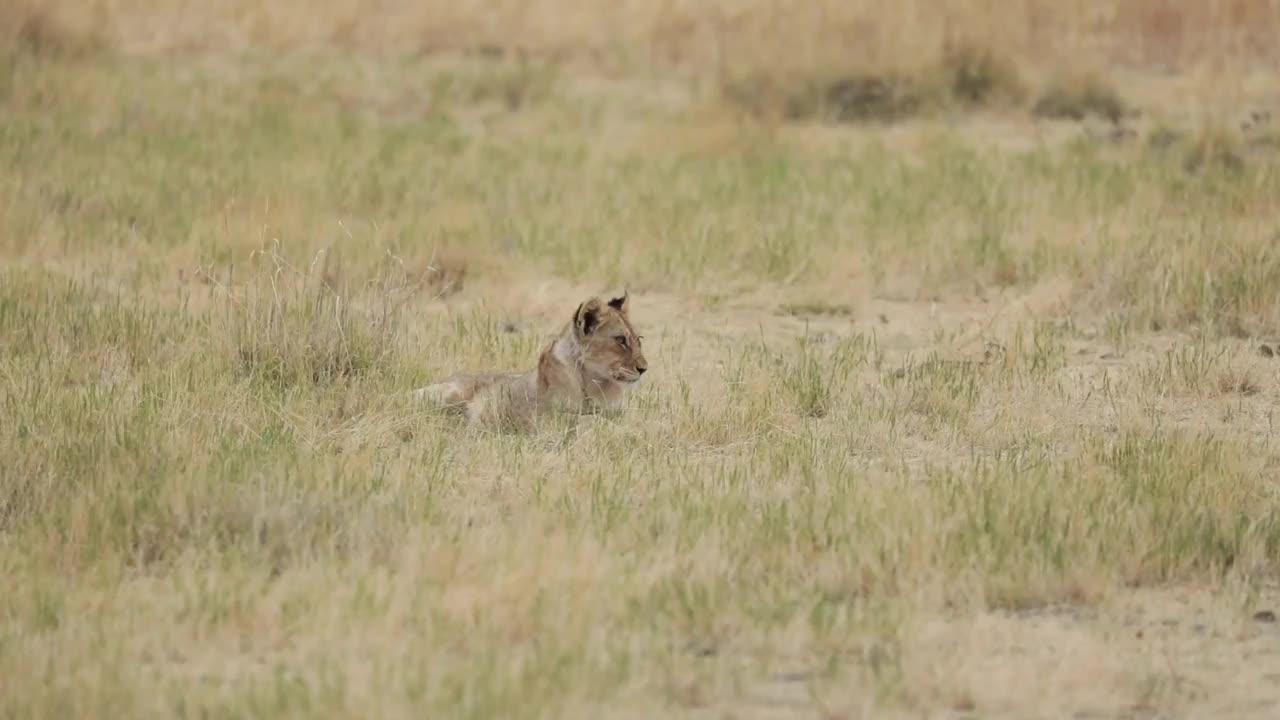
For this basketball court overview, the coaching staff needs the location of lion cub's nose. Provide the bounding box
[636,366,647,376]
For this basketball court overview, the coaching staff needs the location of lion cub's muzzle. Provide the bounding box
[616,363,647,383]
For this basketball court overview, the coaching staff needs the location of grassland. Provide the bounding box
[4,2,1280,718]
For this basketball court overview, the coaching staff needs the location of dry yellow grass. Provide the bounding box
[4,2,1280,718]
[12,0,1280,63]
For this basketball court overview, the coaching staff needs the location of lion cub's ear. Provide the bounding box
[574,297,605,337]
[607,291,629,314]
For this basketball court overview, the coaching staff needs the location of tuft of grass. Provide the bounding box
[209,244,416,389]
[999,323,1068,380]
[776,334,872,418]
[1183,125,1247,175]
[1215,367,1260,397]
[430,54,561,113]
[937,430,1280,609]
[1137,339,1227,397]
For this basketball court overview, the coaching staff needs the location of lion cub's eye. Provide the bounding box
[614,335,628,348]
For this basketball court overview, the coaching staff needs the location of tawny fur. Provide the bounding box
[412,293,648,430]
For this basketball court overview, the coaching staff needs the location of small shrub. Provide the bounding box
[942,43,1025,107]
[778,301,853,318]
[0,0,103,58]
[1033,73,1127,123]
[1146,124,1184,151]
[722,69,924,124]
[814,73,923,123]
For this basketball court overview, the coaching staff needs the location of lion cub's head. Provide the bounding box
[572,292,648,384]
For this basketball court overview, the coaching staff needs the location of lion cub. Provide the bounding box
[412,293,648,429]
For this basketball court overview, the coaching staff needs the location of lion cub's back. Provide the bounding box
[466,371,540,428]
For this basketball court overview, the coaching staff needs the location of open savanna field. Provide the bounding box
[6,1,1280,717]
